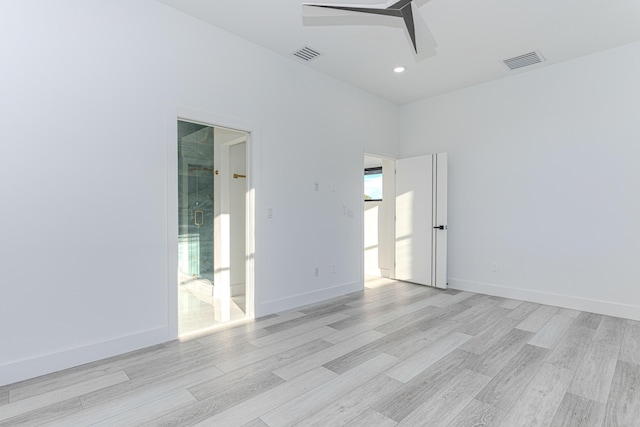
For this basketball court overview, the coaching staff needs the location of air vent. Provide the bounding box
[503,51,545,70]
[292,46,322,62]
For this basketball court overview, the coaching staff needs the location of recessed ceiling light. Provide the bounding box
[394,66,406,73]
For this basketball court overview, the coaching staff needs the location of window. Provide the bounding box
[364,166,383,201]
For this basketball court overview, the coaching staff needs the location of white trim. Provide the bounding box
[0,327,168,387]
[176,106,255,136]
[448,278,640,321]
[258,281,361,315]
[166,107,179,339]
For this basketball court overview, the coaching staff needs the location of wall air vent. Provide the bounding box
[292,46,322,62]
[503,51,545,70]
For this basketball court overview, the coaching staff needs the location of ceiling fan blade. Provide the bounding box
[302,1,438,58]
[410,2,437,56]
[304,4,401,18]
[302,3,389,18]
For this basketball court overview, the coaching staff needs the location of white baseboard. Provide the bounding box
[448,278,640,321]
[257,281,362,317]
[0,327,169,387]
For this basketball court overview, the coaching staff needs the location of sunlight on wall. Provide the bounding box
[395,190,414,279]
[214,212,231,321]
[364,204,380,276]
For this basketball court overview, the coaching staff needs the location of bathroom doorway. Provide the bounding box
[177,120,249,335]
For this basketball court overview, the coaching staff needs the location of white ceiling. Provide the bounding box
[157,0,640,105]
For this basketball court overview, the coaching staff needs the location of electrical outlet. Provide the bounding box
[267,208,273,219]
[314,266,319,277]
[314,182,319,191]
[331,264,336,273]
[491,263,499,272]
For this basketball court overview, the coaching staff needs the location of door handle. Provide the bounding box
[194,210,204,226]
[433,225,447,230]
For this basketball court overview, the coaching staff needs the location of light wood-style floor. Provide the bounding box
[2,279,640,426]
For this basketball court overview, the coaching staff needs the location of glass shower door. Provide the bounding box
[178,121,215,314]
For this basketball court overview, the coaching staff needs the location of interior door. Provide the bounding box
[433,153,448,288]
[395,153,447,288]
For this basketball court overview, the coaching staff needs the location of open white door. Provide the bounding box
[433,153,448,288]
[395,153,447,288]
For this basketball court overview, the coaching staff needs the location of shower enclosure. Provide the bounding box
[178,121,215,316]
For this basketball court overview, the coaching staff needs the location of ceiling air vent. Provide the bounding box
[292,46,322,62]
[503,51,545,70]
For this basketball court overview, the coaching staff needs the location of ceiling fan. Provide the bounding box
[302,0,438,57]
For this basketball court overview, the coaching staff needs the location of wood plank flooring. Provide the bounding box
[2,279,640,426]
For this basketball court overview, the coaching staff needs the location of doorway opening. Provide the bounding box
[363,154,396,287]
[363,152,449,289]
[178,120,249,336]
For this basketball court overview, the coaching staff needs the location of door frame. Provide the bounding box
[168,106,258,339]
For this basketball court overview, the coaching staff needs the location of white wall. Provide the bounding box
[0,0,399,385]
[400,41,640,320]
